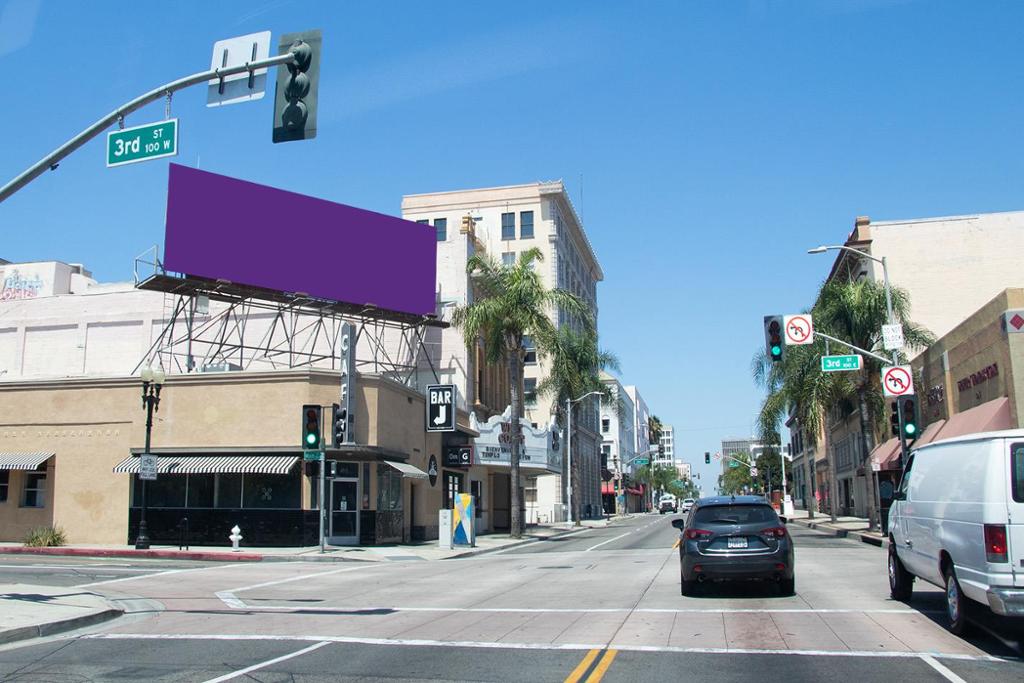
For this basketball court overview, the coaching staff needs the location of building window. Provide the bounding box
[602,445,611,470]
[0,470,8,502]
[22,465,46,508]
[502,252,515,266]
[524,378,537,406]
[501,212,515,240]
[471,480,483,518]
[376,464,403,511]
[601,418,610,433]
[523,335,537,364]
[416,219,429,225]
[434,218,447,242]
[520,211,534,239]
[444,471,464,508]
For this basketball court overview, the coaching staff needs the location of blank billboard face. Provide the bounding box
[163,164,437,317]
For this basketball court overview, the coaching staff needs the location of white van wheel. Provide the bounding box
[944,566,970,636]
[888,545,913,602]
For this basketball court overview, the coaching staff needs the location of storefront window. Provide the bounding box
[0,470,8,502]
[187,474,215,507]
[216,474,243,509]
[22,466,46,508]
[146,475,186,508]
[244,472,301,509]
[334,462,359,478]
[376,465,403,511]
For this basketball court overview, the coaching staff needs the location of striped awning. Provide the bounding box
[113,454,299,475]
[0,452,54,470]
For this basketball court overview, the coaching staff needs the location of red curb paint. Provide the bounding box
[0,547,263,562]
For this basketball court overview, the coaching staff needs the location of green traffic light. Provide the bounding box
[771,345,782,356]
[904,423,917,436]
[306,433,317,445]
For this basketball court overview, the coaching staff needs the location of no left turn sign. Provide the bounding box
[882,365,914,397]
[783,314,814,346]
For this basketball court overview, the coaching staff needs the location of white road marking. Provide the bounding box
[584,532,632,552]
[920,654,968,682]
[77,562,242,588]
[0,564,151,572]
[199,641,329,683]
[84,633,1004,663]
[215,563,387,607]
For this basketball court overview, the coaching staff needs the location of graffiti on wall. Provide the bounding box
[0,270,46,301]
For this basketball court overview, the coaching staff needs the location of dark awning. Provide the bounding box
[113,454,298,475]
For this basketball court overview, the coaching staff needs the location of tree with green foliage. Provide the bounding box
[451,247,591,538]
[537,326,618,525]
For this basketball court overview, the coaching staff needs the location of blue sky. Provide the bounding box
[2,1,1023,487]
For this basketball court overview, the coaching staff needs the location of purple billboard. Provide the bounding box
[163,164,437,317]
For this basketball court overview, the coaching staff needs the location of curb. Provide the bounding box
[0,547,263,563]
[791,518,888,549]
[0,607,124,646]
[443,524,598,560]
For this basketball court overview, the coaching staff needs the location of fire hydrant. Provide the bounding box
[229,525,243,552]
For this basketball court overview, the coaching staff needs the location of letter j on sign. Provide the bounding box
[426,383,456,432]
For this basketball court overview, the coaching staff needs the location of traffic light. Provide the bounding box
[272,30,322,143]
[705,452,711,464]
[332,402,347,448]
[658,444,665,455]
[900,397,919,442]
[304,460,319,477]
[764,315,784,363]
[302,404,322,449]
[890,401,900,437]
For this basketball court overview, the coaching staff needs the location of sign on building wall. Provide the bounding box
[338,322,355,444]
[444,447,472,468]
[469,408,562,473]
[426,384,456,432]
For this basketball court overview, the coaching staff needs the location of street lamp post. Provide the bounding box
[135,364,165,550]
[809,245,900,531]
[566,390,602,526]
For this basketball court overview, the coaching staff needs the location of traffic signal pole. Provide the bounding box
[0,51,299,204]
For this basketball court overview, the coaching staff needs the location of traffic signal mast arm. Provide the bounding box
[0,50,300,204]
[813,331,891,365]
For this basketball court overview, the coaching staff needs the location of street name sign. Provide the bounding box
[426,384,456,432]
[783,314,814,346]
[634,458,649,466]
[821,354,863,372]
[729,460,739,468]
[139,453,158,481]
[882,323,905,351]
[882,365,915,397]
[107,119,178,167]
[303,450,323,461]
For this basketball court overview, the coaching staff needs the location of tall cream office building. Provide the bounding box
[402,182,605,523]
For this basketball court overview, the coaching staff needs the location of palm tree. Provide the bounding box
[814,279,933,531]
[451,247,591,538]
[537,326,618,525]
[648,415,664,448]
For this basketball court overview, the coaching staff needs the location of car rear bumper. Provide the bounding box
[986,587,1024,616]
[682,551,793,581]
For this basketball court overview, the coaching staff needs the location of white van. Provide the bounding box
[888,430,1024,634]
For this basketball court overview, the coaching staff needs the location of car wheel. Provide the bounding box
[888,545,914,602]
[779,576,795,597]
[944,566,970,636]
[681,578,697,596]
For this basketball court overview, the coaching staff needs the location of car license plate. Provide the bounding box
[728,537,748,549]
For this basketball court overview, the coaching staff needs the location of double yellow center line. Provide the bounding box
[564,648,618,683]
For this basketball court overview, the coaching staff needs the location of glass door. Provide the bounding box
[329,479,359,545]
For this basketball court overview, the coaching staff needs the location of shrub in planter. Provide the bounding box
[23,526,68,547]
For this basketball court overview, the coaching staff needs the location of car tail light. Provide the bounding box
[685,528,712,541]
[984,524,1008,563]
[761,527,787,539]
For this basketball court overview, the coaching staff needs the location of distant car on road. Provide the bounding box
[888,431,1024,635]
[681,498,695,513]
[673,495,794,596]
[658,494,677,514]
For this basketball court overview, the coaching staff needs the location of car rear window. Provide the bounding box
[1012,443,1024,503]
[692,504,777,525]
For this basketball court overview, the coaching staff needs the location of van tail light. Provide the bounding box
[984,524,1008,563]
[761,527,787,539]
[685,529,712,541]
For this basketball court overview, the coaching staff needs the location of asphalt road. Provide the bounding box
[0,513,1021,683]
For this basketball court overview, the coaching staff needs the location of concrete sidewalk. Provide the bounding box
[0,584,123,645]
[787,508,889,548]
[0,518,614,564]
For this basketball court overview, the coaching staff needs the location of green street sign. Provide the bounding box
[303,450,323,461]
[634,458,649,466]
[821,354,863,372]
[729,460,739,468]
[107,119,178,167]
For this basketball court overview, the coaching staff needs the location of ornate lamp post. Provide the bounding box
[135,364,165,550]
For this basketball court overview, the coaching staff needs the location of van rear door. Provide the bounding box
[1007,442,1024,586]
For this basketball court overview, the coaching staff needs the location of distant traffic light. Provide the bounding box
[890,401,900,437]
[272,30,322,143]
[705,452,711,464]
[302,404,322,449]
[900,397,919,442]
[331,403,347,448]
[764,315,784,363]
